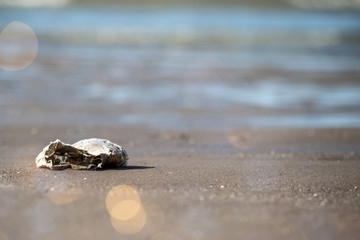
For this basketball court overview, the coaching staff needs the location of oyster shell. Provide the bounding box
[36,138,129,170]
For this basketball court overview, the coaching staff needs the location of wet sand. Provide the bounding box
[0,125,359,240]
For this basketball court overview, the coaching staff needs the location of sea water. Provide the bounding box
[0,6,359,129]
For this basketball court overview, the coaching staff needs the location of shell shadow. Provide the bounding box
[95,165,155,171]
[118,165,155,170]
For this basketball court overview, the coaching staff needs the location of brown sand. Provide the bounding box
[0,125,359,240]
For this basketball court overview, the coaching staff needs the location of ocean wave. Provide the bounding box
[32,27,346,48]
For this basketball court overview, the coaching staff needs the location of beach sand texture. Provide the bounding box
[1,126,360,240]
[1,5,360,240]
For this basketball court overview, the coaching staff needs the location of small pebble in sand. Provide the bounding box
[220,185,225,189]
[313,193,318,197]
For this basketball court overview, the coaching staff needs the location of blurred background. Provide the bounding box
[1,0,360,130]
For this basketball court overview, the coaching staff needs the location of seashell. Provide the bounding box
[35,138,129,170]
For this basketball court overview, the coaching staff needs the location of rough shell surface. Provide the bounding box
[35,138,129,170]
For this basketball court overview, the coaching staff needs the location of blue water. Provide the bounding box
[1,7,360,129]
[1,7,360,50]
[1,7,360,31]
[77,80,360,109]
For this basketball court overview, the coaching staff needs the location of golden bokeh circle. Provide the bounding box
[110,204,146,235]
[111,199,141,220]
[106,185,141,220]
[106,185,147,234]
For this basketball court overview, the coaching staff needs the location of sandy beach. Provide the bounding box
[1,5,360,240]
[0,125,359,240]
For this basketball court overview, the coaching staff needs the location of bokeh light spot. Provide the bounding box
[106,185,141,219]
[111,199,141,220]
[110,204,146,235]
[0,21,38,71]
[106,185,146,234]
[33,170,82,205]
[47,185,82,205]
